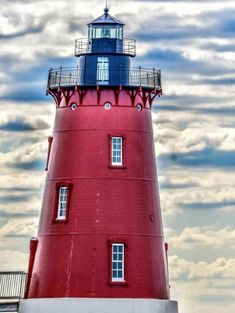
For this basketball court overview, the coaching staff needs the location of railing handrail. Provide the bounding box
[0,271,26,274]
[49,66,159,72]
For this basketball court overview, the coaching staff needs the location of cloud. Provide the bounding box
[0,117,50,132]
[181,201,235,210]
[169,255,235,280]
[8,159,46,171]
[0,250,29,271]
[168,226,235,250]
[0,194,33,204]
[0,218,38,238]
[158,148,235,170]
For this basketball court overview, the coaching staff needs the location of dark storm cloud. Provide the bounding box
[158,148,235,171]
[160,182,199,189]
[202,8,235,37]
[153,95,235,116]
[2,86,48,102]
[200,42,235,53]
[0,194,32,204]
[4,234,32,238]
[131,7,235,42]
[137,48,233,76]
[0,210,39,219]
[198,78,235,86]
[181,200,235,210]
[0,187,38,192]
[0,120,34,132]
[0,118,50,132]
[0,25,44,40]
[0,136,41,154]
[7,159,45,171]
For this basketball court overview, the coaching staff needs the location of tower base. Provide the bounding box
[19,298,178,313]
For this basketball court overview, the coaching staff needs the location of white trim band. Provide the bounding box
[19,298,178,313]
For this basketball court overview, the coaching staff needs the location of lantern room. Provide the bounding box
[88,8,124,40]
[75,8,136,57]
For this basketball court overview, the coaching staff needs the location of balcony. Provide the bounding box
[75,38,136,57]
[48,66,161,90]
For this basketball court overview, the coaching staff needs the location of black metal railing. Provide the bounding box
[48,66,161,89]
[0,272,27,299]
[75,37,136,57]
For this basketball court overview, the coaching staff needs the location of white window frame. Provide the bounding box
[57,187,68,220]
[112,243,125,282]
[111,137,123,166]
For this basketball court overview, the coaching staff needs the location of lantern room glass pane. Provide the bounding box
[90,26,123,39]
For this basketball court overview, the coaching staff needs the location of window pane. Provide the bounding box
[118,263,122,269]
[118,254,123,261]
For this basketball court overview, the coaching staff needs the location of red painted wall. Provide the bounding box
[27,88,170,299]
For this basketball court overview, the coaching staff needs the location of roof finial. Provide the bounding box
[104,0,109,17]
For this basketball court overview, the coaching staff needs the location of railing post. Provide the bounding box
[159,69,162,89]
[76,65,79,86]
[19,273,24,298]
[153,67,156,88]
[139,66,141,86]
[59,66,62,87]
[47,68,52,89]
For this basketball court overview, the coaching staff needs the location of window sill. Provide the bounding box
[53,218,68,224]
[109,280,128,287]
[109,165,126,169]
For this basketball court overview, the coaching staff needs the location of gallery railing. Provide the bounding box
[0,272,27,299]
[75,38,136,57]
[48,66,161,89]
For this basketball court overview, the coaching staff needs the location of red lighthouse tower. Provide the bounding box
[20,8,178,313]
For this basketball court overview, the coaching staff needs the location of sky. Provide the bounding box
[0,0,235,312]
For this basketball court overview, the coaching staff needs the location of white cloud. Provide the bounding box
[168,226,235,250]
[0,250,29,271]
[0,218,38,238]
[169,254,235,280]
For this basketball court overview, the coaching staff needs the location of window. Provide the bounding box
[57,187,68,220]
[111,137,122,166]
[112,243,125,282]
[97,57,109,85]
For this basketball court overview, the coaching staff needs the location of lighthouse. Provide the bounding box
[19,7,178,313]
